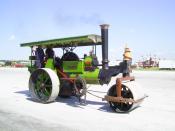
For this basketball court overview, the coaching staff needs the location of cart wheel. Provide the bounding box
[29,68,60,103]
[107,84,133,112]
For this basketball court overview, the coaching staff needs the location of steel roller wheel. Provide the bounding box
[107,84,134,113]
[29,68,60,103]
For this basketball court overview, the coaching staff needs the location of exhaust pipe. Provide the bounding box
[100,24,109,70]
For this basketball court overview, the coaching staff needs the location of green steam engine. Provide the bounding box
[20,24,146,112]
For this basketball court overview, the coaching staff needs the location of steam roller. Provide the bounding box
[21,24,147,113]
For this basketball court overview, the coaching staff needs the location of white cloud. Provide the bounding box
[9,35,16,40]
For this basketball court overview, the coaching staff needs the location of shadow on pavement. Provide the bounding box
[15,90,30,97]
[15,89,133,113]
[14,89,41,103]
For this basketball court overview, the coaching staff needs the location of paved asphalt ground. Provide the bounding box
[0,68,175,131]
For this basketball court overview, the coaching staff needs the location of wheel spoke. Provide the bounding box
[37,74,44,82]
[44,77,49,84]
[44,88,50,96]
[45,84,52,88]
[35,82,41,91]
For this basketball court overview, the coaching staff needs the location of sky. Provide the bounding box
[0,0,175,62]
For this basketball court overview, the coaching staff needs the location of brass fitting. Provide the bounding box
[123,46,132,61]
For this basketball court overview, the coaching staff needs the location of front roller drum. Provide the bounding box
[29,68,60,103]
[107,81,145,113]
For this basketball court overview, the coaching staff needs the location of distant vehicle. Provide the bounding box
[14,63,25,68]
[159,60,175,70]
[20,24,146,113]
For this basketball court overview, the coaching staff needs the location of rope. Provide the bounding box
[86,91,104,99]
[85,85,107,99]
[87,90,107,94]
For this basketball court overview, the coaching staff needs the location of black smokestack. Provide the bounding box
[100,24,109,70]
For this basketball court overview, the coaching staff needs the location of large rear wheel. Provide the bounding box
[29,68,60,103]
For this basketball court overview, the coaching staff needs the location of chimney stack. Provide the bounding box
[100,24,109,70]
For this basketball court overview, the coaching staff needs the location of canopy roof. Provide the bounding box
[20,34,102,48]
